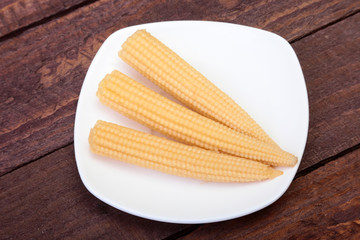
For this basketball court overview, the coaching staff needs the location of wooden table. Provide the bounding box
[1,0,359,239]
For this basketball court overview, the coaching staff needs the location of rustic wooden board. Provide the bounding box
[0,1,359,175]
[0,0,89,37]
[179,148,360,240]
[292,13,360,170]
[0,144,188,239]
[1,0,359,40]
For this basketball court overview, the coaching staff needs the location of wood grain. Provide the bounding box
[0,0,359,175]
[0,0,89,37]
[293,13,360,171]
[1,0,359,40]
[179,148,360,240]
[0,144,187,239]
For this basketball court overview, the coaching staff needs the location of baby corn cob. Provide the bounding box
[97,70,297,167]
[89,120,282,182]
[119,29,277,146]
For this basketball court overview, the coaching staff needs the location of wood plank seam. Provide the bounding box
[0,0,98,42]
[289,9,360,43]
[162,225,201,240]
[0,141,73,178]
[295,142,360,179]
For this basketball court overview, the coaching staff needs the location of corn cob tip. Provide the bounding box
[292,155,298,166]
[269,155,297,167]
[270,168,283,179]
[287,155,298,167]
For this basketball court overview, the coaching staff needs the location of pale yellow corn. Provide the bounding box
[89,120,282,182]
[97,70,297,166]
[119,29,278,146]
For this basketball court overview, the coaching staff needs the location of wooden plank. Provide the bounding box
[0,0,88,37]
[178,148,360,239]
[1,0,359,40]
[0,144,187,239]
[292,13,360,170]
[0,1,359,175]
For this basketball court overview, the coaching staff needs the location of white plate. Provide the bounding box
[74,21,308,224]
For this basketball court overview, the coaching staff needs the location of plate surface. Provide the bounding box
[74,21,308,224]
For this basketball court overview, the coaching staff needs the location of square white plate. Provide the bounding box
[74,21,308,224]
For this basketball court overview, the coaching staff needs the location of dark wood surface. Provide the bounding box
[180,148,360,240]
[0,145,188,239]
[0,0,89,37]
[0,0,359,239]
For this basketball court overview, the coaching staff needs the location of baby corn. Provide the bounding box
[89,120,282,182]
[119,29,277,146]
[97,70,297,166]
